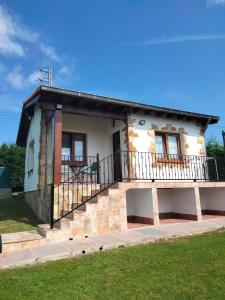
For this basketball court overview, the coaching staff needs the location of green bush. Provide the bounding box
[0,143,25,191]
[206,139,225,157]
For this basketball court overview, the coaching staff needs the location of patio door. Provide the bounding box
[113,131,122,181]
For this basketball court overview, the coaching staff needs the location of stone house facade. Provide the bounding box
[16,86,225,239]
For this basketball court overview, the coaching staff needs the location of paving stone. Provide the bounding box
[1,218,225,269]
[112,230,150,245]
[62,238,100,256]
[31,243,70,263]
[89,234,125,250]
[135,227,166,239]
[0,248,36,269]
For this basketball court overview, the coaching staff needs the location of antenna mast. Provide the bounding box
[38,67,53,86]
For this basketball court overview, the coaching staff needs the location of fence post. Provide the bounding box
[96,153,100,184]
[215,158,219,180]
[0,234,2,254]
[50,184,54,229]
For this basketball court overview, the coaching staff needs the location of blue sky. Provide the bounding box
[0,0,225,145]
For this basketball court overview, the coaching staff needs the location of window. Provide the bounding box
[28,140,34,172]
[62,132,86,164]
[155,133,181,160]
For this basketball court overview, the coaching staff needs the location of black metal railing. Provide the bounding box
[50,151,225,228]
[50,151,119,228]
[61,155,98,182]
[120,151,225,181]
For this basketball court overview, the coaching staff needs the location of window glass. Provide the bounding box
[167,135,178,156]
[155,135,165,158]
[62,133,71,159]
[28,141,34,171]
[74,136,84,161]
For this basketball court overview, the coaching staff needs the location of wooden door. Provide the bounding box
[113,131,122,181]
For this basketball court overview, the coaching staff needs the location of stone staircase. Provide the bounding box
[1,182,127,255]
[38,182,127,241]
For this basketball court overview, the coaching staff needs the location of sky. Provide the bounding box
[0,0,225,145]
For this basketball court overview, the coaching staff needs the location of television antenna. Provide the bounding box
[38,67,53,86]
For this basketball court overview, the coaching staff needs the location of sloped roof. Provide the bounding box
[16,85,220,146]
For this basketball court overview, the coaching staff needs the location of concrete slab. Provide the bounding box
[1,217,225,269]
[2,230,43,244]
[135,227,166,239]
[0,248,36,269]
[31,243,70,263]
[89,234,125,250]
[62,238,100,256]
[112,230,150,245]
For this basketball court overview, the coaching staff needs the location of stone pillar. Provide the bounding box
[53,109,62,185]
[38,111,47,187]
[152,187,160,225]
[194,187,202,221]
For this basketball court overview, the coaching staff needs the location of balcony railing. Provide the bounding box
[50,151,225,228]
[120,151,225,182]
[61,155,98,182]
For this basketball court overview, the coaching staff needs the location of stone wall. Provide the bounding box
[0,188,12,199]
[24,186,52,223]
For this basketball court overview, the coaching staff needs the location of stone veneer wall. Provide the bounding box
[0,188,12,199]
[24,186,52,223]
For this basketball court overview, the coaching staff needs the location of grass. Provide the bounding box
[0,193,39,234]
[1,230,225,299]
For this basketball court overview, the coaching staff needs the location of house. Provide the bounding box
[16,85,225,239]
[0,167,11,199]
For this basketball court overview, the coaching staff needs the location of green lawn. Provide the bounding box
[1,230,225,299]
[0,193,39,234]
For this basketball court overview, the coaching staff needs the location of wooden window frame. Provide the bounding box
[62,131,87,166]
[155,132,182,162]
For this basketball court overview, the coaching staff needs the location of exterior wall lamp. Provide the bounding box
[139,120,145,126]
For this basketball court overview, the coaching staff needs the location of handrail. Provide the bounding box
[50,151,225,228]
[50,151,120,228]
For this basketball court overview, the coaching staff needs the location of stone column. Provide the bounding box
[53,109,62,185]
[152,187,160,225]
[194,187,202,221]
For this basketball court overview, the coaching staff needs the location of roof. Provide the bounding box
[16,85,220,146]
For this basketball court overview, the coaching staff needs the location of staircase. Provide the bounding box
[38,182,127,241]
[37,151,126,241]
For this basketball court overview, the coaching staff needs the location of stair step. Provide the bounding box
[91,189,100,196]
[81,195,90,202]
[71,202,84,209]
[88,197,98,204]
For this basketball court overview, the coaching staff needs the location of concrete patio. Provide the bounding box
[1,217,225,269]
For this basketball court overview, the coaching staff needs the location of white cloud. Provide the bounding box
[133,34,225,46]
[39,43,61,62]
[5,66,24,89]
[27,70,39,84]
[58,66,71,75]
[5,66,40,89]
[0,6,39,56]
[0,5,62,62]
[206,0,225,6]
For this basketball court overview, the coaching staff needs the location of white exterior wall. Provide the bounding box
[158,188,197,215]
[158,189,173,212]
[200,188,225,211]
[172,189,197,215]
[126,189,153,218]
[128,112,206,180]
[130,112,204,155]
[24,106,41,192]
[62,113,126,159]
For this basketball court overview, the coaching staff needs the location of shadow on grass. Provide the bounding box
[0,193,39,234]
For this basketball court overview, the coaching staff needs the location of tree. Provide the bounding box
[0,143,25,191]
[206,138,225,157]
